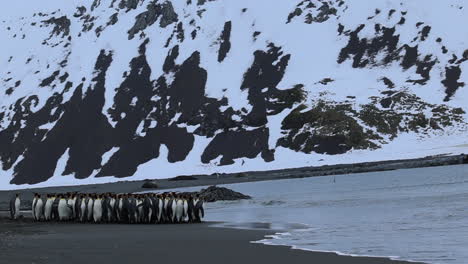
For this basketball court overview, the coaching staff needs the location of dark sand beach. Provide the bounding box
[0,216,423,264]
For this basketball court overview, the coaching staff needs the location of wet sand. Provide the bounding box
[0,217,423,264]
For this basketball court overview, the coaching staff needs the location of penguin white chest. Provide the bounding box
[58,199,70,220]
[35,199,43,220]
[15,198,21,216]
[93,199,103,222]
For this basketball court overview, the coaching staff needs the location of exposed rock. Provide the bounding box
[128,1,178,39]
[42,16,71,37]
[168,175,198,181]
[141,180,158,188]
[217,21,231,62]
[179,185,251,202]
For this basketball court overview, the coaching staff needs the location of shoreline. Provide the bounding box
[1,154,467,211]
[0,217,424,264]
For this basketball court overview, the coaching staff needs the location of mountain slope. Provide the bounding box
[0,0,467,188]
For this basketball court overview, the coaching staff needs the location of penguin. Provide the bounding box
[171,195,178,223]
[58,195,71,221]
[124,194,137,224]
[44,194,54,221]
[141,195,152,223]
[150,193,159,223]
[9,194,20,220]
[114,194,122,222]
[194,196,205,222]
[67,194,76,220]
[80,194,87,222]
[109,194,116,222]
[182,196,188,223]
[34,194,44,221]
[175,195,184,223]
[32,193,38,220]
[187,196,195,223]
[136,195,144,223]
[120,194,130,223]
[51,195,60,221]
[162,194,169,222]
[87,194,94,222]
[75,195,83,221]
[156,195,164,223]
[93,195,103,223]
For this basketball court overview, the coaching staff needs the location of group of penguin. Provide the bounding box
[11,192,205,224]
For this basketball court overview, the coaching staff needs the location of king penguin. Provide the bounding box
[44,194,54,221]
[9,194,20,220]
[34,194,44,221]
[58,195,71,221]
[32,193,38,220]
[175,195,184,223]
[87,194,95,222]
[93,195,103,223]
[80,194,87,222]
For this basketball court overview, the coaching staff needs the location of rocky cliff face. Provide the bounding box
[0,0,467,187]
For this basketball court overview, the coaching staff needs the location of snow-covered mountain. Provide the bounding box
[1,0,467,188]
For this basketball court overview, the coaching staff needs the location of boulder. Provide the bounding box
[197,186,251,202]
[141,180,159,189]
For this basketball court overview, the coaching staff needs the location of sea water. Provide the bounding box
[168,164,468,264]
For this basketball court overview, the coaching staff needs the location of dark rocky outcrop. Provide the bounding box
[179,185,251,202]
[218,21,232,62]
[128,1,178,39]
[168,176,198,181]
[142,180,159,188]
[42,16,71,37]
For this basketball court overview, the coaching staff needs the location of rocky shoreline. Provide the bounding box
[1,154,467,211]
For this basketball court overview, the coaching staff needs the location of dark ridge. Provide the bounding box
[287,8,302,23]
[401,45,418,69]
[338,25,399,68]
[62,50,115,179]
[253,31,261,40]
[420,26,431,41]
[201,127,271,165]
[176,22,185,42]
[406,55,437,85]
[168,51,207,123]
[118,0,140,11]
[381,77,395,88]
[128,1,178,39]
[162,45,179,73]
[39,71,60,87]
[42,16,71,37]
[278,102,378,155]
[241,44,292,127]
[10,50,114,184]
[442,66,465,101]
[337,23,344,35]
[397,17,405,25]
[108,13,119,26]
[191,29,197,39]
[380,97,392,108]
[73,6,87,18]
[217,21,232,62]
[59,72,69,83]
[456,49,468,64]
